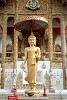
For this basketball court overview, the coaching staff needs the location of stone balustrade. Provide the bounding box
[0,52,63,61]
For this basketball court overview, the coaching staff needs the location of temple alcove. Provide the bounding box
[14,19,48,59]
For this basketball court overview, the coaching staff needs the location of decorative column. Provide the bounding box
[60,15,66,89]
[11,29,20,93]
[1,14,7,88]
[48,0,54,92]
[48,0,53,66]
[12,0,20,87]
[13,29,19,69]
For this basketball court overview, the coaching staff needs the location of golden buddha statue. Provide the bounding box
[22,32,40,95]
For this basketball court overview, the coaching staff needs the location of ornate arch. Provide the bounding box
[14,16,48,33]
[15,15,48,25]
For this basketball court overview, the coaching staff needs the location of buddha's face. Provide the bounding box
[28,38,36,46]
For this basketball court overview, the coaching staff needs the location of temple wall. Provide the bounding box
[3,61,64,90]
[0,0,15,14]
[16,0,48,14]
[52,0,67,14]
[0,0,67,90]
[0,0,67,20]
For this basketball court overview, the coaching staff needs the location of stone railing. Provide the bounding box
[0,52,66,61]
[41,51,63,61]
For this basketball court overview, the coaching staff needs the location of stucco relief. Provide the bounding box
[52,63,62,69]
[0,0,14,14]
[14,15,48,25]
[5,62,13,69]
[4,6,14,14]
[16,0,48,14]
[51,69,63,89]
[52,0,63,13]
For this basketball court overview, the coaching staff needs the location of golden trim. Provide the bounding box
[52,60,63,62]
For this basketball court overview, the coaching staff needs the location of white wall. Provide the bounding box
[6,35,12,45]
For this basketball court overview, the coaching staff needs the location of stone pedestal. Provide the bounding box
[18,96,49,100]
[0,89,49,100]
[1,89,67,100]
[25,89,40,96]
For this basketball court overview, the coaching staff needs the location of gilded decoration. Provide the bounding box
[52,63,62,69]
[16,72,23,89]
[0,0,67,90]
[15,15,48,26]
[26,0,40,10]
[56,79,61,87]
[52,69,63,89]
[52,0,67,14]
[0,0,14,13]
[21,32,41,95]
[16,0,48,14]
[44,71,49,89]
[44,71,49,82]
[52,0,62,13]
[5,62,13,69]
[4,67,14,89]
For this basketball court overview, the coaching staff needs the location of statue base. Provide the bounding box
[25,89,40,96]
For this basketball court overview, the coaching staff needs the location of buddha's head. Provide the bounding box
[28,32,36,46]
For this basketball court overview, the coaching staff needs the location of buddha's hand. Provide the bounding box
[35,54,39,58]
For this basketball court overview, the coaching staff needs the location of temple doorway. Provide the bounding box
[14,19,48,52]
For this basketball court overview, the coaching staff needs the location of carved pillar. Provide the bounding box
[60,15,66,89]
[13,29,21,90]
[48,0,53,68]
[12,0,20,88]
[48,0,54,92]
[1,14,7,88]
[13,29,19,69]
[13,0,19,69]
